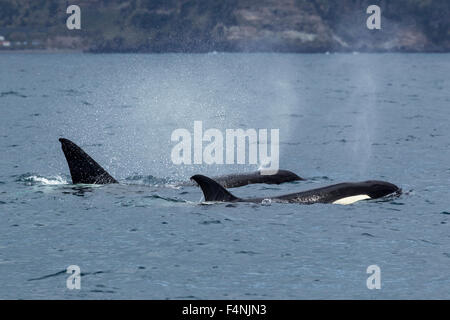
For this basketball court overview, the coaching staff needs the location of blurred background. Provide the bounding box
[0,0,448,53]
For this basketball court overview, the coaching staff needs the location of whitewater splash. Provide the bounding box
[16,174,69,186]
[16,173,183,188]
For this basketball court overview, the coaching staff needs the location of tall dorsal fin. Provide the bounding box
[59,138,117,184]
[190,175,240,202]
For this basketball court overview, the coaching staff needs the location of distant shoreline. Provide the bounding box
[1,1,448,56]
[0,49,83,54]
[0,49,448,55]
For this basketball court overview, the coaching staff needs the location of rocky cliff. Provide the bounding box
[0,0,448,52]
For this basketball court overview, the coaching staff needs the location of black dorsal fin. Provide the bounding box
[59,138,117,184]
[190,175,240,202]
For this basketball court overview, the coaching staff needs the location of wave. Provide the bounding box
[117,194,188,207]
[15,173,183,189]
[124,175,181,188]
[15,174,69,186]
[146,194,187,203]
[0,90,27,98]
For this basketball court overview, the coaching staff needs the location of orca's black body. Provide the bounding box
[59,138,118,184]
[59,138,302,187]
[190,170,303,188]
[190,175,401,205]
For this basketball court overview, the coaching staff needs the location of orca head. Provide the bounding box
[363,180,401,199]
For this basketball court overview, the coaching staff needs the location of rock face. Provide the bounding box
[0,0,448,52]
[207,0,448,52]
[217,0,333,52]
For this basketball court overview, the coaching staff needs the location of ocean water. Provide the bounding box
[0,52,449,299]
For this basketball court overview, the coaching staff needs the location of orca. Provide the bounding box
[58,138,303,187]
[187,169,303,188]
[59,138,118,184]
[190,174,401,205]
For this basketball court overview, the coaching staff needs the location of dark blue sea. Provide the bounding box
[0,52,449,299]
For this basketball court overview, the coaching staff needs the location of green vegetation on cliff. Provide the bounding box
[0,0,448,52]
